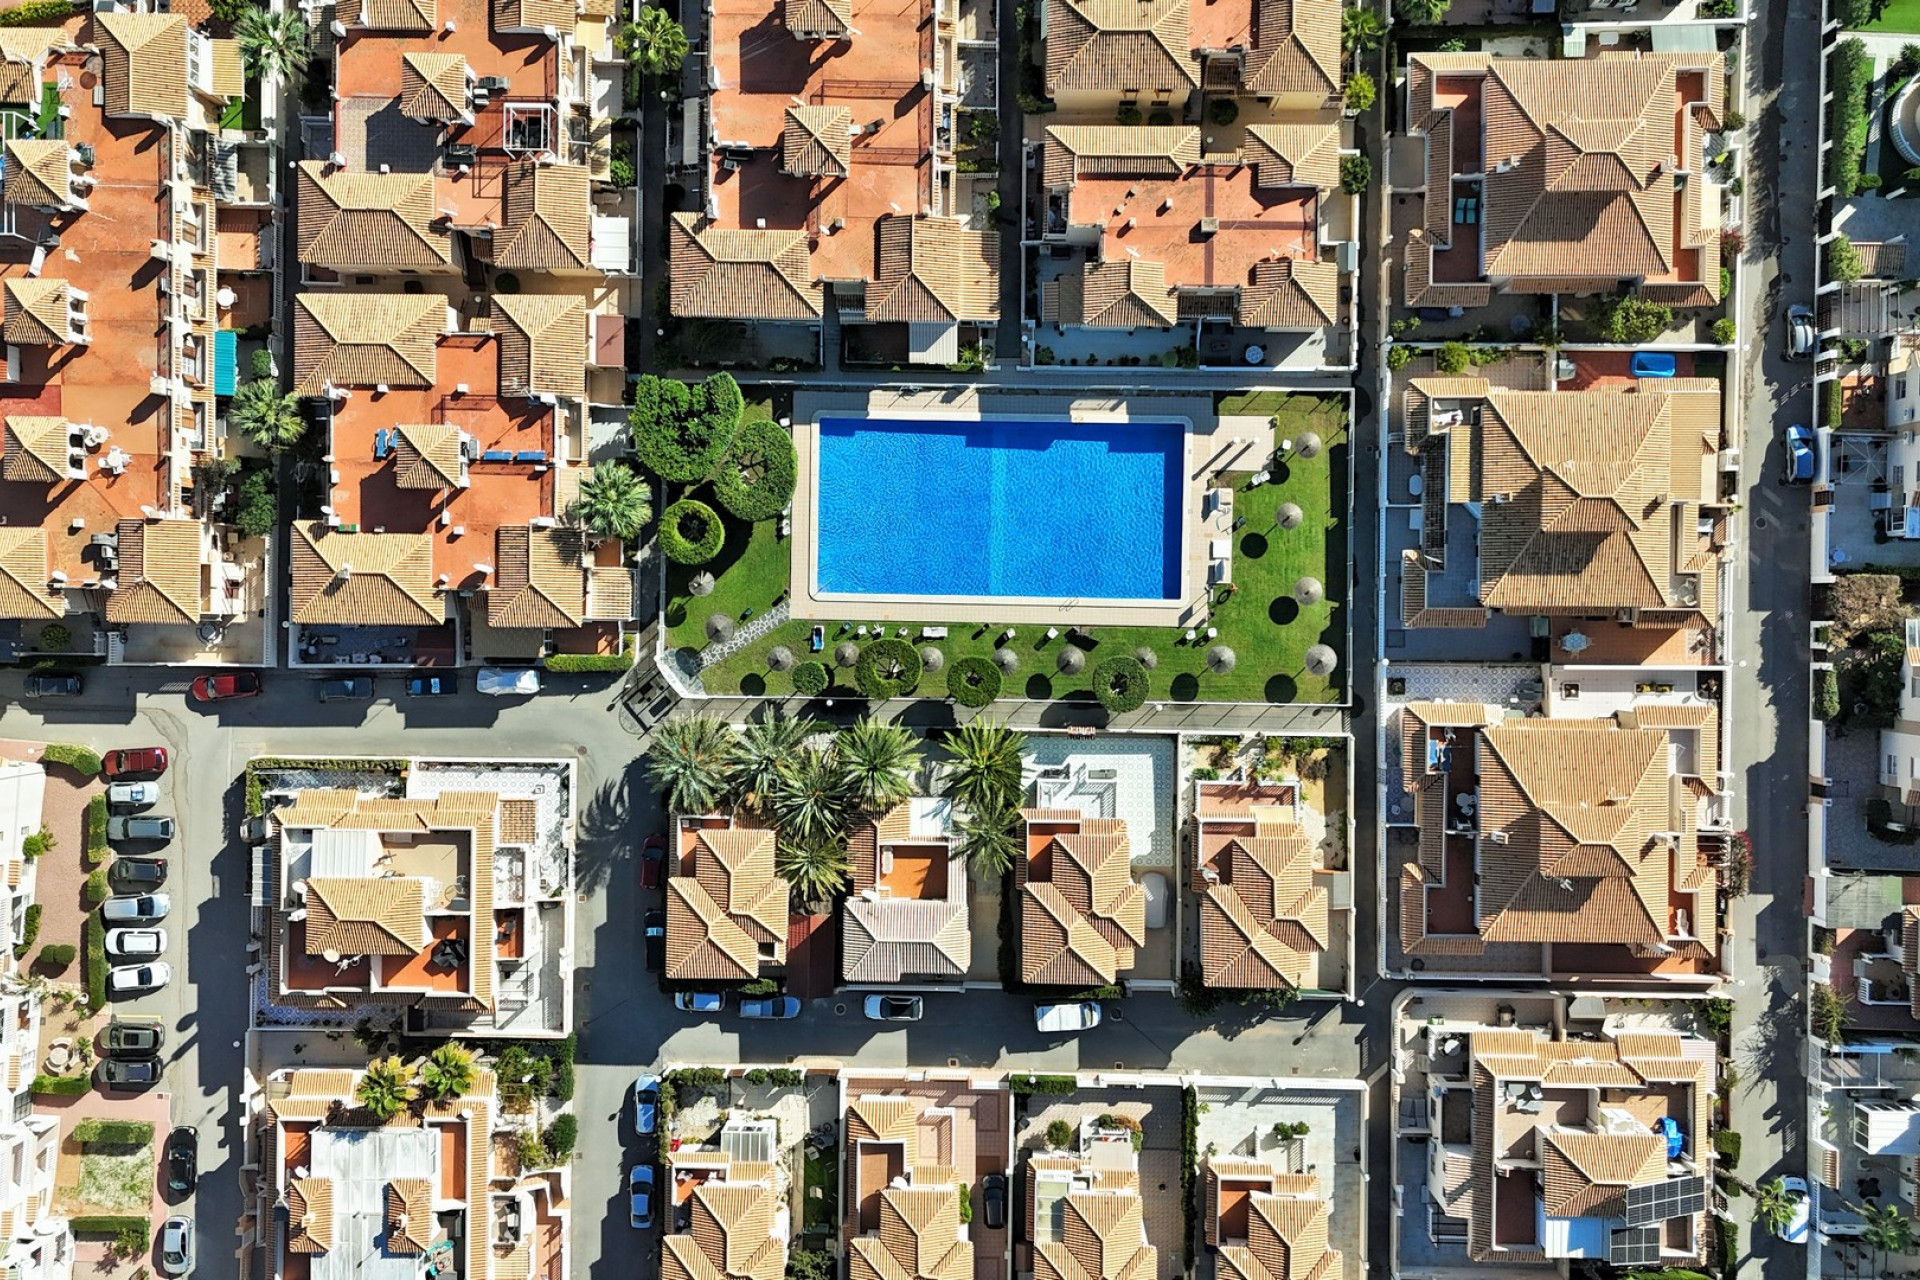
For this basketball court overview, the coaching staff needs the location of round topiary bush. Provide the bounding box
[714,419,798,522]
[947,655,1001,707]
[1091,655,1149,714]
[792,661,829,696]
[660,498,725,564]
[855,637,922,700]
[37,623,69,652]
[1208,98,1239,126]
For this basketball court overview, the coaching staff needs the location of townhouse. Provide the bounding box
[664,813,789,984]
[842,799,969,987]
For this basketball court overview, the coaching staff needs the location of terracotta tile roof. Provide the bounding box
[1197,823,1328,989]
[670,214,821,320]
[296,162,454,269]
[3,278,70,347]
[783,0,853,38]
[392,423,464,491]
[93,13,189,120]
[494,0,575,31]
[1043,260,1179,328]
[286,1175,334,1253]
[1020,813,1147,986]
[294,294,443,393]
[489,525,588,630]
[288,523,442,626]
[1905,907,1920,1020]
[1,414,68,483]
[1041,126,1201,189]
[1044,0,1197,95]
[498,798,538,846]
[1202,1158,1273,1246]
[0,528,56,619]
[338,0,436,30]
[3,140,72,210]
[662,1180,789,1280]
[587,563,633,620]
[666,825,789,981]
[1036,1191,1157,1280]
[1240,0,1341,98]
[1540,1130,1666,1220]
[849,1188,974,1280]
[1242,123,1341,190]
[210,36,244,99]
[386,1178,435,1253]
[104,518,203,626]
[494,162,592,271]
[1238,258,1338,329]
[869,216,999,324]
[304,876,430,955]
[783,106,853,178]
[492,294,587,399]
[0,30,65,106]
[843,895,969,983]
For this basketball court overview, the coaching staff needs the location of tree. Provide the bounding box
[956,799,1020,878]
[1592,294,1673,344]
[839,718,919,812]
[631,373,743,483]
[355,1055,418,1121]
[1831,232,1865,284]
[210,0,260,22]
[571,461,652,542]
[230,378,305,449]
[1395,0,1450,20]
[1338,153,1372,195]
[1753,1177,1800,1237]
[1344,71,1376,113]
[774,830,851,903]
[647,717,738,816]
[420,1043,476,1101]
[620,5,691,78]
[234,6,311,83]
[1340,6,1385,55]
[941,719,1026,812]
[726,713,822,811]
[234,469,277,539]
[770,746,848,847]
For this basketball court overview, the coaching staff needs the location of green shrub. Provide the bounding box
[1387,345,1413,370]
[1115,103,1141,125]
[947,655,1001,707]
[713,419,798,522]
[1344,71,1375,113]
[37,623,68,652]
[1698,997,1734,1038]
[83,869,108,905]
[12,904,39,959]
[789,1248,835,1280]
[631,372,744,483]
[1009,1074,1078,1095]
[83,913,104,1008]
[0,0,79,28]
[1824,377,1845,426]
[234,469,277,539]
[1146,109,1172,125]
[545,638,637,674]
[956,1180,972,1224]
[1435,342,1471,374]
[792,661,829,696]
[249,347,275,379]
[72,1118,154,1146]
[1090,655,1148,714]
[1593,295,1673,344]
[1839,0,1870,23]
[1830,232,1865,284]
[1338,154,1371,194]
[552,1033,576,1102]
[1207,98,1238,126]
[659,499,725,565]
[1815,667,1840,720]
[36,942,74,971]
[20,828,50,859]
[31,1073,87,1097]
[84,795,106,865]
[544,1113,579,1161]
[1831,39,1869,197]
[69,1216,150,1243]
[1045,1119,1074,1148]
[1710,317,1736,345]
[1713,1129,1741,1169]
[40,743,101,776]
[855,638,922,700]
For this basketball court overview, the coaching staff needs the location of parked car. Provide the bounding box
[166,1126,197,1198]
[110,857,167,888]
[102,893,170,923]
[22,673,80,698]
[107,815,175,843]
[158,1215,194,1275]
[107,962,171,993]
[1786,304,1816,360]
[863,995,922,1023]
[189,671,261,702]
[740,996,802,1020]
[106,927,168,959]
[1035,1002,1102,1034]
[102,1017,165,1058]
[97,1057,162,1089]
[675,991,724,1014]
[406,672,457,697]
[633,1075,659,1134]
[640,831,666,890]
[629,1165,655,1230]
[982,1173,1008,1231]
[102,747,167,780]
[106,782,158,809]
[644,910,664,972]
[1776,1176,1810,1244]
[1784,423,1817,484]
[316,677,373,702]
[477,667,540,697]
[1629,352,1677,378]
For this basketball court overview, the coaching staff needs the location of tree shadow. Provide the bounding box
[573,761,646,893]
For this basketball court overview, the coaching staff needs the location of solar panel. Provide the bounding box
[1609,1227,1661,1266]
[1625,1175,1708,1226]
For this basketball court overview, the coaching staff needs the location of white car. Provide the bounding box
[159,1215,193,1275]
[102,894,170,923]
[477,667,540,697]
[106,928,167,959]
[1035,1002,1102,1033]
[107,962,171,993]
[1776,1176,1810,1244]
[106,782,158,809]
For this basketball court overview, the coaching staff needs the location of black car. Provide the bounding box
[109,857,167,889]
[97,1057,162,1089]
[407,672,457,696]
[982,1173,1007,1231]
[316,677,374,702]
[101,1018,165,1058]
[165,1126,197,1198]
[23,673,81,697]
[644,909,665,972]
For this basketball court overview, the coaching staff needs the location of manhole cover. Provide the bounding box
[833,1003,846,1015]
[948,1058,958,1067]
[1754,515,1770,530]
[1110,1007,1125,1022]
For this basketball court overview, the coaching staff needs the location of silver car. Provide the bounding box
[103,894,170,923]
[159,1215,193,1275]
[1786,304,1816,360]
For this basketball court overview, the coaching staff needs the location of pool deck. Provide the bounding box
[788,388,1265,627]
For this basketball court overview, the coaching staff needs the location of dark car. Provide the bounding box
[189,670,262,702]
[982,1174,1007,1231]
[316,677,373,702]
[102,747,168,780]
[109,857,167,889]
[641,832,666,890]
[407,672,458,696]
[644,910,665,972]
[166,1126,197,1198]
[23,673,81,698]
[97,1057,162,1089]
[101,1017,165,1058]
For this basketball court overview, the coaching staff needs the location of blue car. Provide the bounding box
[1630,352,1677,378]
[1784,424,1816,484]
[633,1075,659,1134]
[629,1165,655,1229]
[739,995,801,1020]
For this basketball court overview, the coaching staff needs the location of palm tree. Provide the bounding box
[1340,6,1385,56]
[770,746,848,846]
[840,718,919,812]
[956,799,1020,878]
[235,7,312,84]
[571,461,653,543]
[355,1055,418,1121]
[1752,1177,1800,1237]
[941,719,1026,812]
[647,717,737,816]
[619,5,690,78]
[230,379,305,450]
[1865,1201,1915,1272]
[420,1043,476,1101]
[726,713,822,811]
[775,830,852,904]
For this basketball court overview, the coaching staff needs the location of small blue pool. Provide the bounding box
[814,417,1184,600]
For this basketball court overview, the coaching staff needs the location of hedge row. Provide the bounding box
[545,637,637,673]
[72,1118,154,1146]
[660,498,725,565]
[31,1073,87,1097]
[631,373,744,483]
[713,419,797,522]
[83,869,107,905]
[0,1,77,28]
[83,795,106,866]
[69,1216,149,1239]
[1831,39,1870,199]
[83,913,104,1009]
[40,743,101,775]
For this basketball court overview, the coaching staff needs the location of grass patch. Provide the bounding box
[76,1151,153,1212]
[1861,0,1920,32]
[803,1150,837,1232]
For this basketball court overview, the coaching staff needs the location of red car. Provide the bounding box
[102,748,168,780]
[189,671,262,703]
[640,832,666,890]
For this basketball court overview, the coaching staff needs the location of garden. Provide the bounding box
[661,387,1349,707]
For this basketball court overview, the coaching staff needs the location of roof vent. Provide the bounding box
[1199,216,1219,235]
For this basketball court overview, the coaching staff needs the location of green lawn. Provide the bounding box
[1864,0,1920,33]
[670,395,1349,706]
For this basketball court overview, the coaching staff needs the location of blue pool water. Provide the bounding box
[814,417,1183,600]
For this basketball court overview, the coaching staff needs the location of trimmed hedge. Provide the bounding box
[1090,656,1148,714]
[73,1118,154,1146]
[660,498,725,565]
[84,795,106,865]
[40,743,101,776]
[631,372,744,483]
[1832,38,1870,199]
[30,1073,88,1097]
[546,637,637,673]
[947,655,1001,707]
[0,0,78,27]
[36,942,74,970]
[69,1216,149,1239]
[12,903,39,959]
[713,419,797,522]
[83,912,104,1009]
[855,638,922,700]
[83,869,108,905]
[1815,667,1840,721]
[792,661,829,696]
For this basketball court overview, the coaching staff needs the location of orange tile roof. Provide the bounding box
[670,215,821,320]
[1196,821,1327,990]
[1045,0,1197,95]
[491,162,592,272]
[868,216,998,324]
[492,293,586,398]
[288,523,443,626]
[1020,812,1147,986]
[666,822,789,981]
[294,294,444,393]
[295,163,454,270]
[0,529,58,619]
[92,13,191,121]
[103,517,202,626]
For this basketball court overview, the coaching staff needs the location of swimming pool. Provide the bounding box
[813,417,1184,601]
